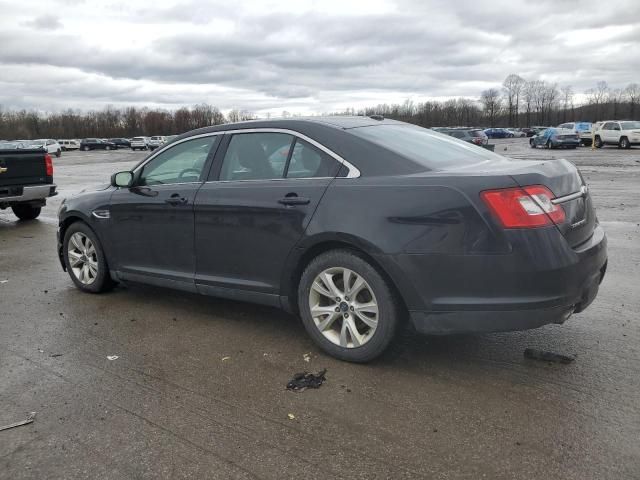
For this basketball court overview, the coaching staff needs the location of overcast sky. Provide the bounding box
[0,0,638,115]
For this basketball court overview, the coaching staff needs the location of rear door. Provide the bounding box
[194,131,342,297]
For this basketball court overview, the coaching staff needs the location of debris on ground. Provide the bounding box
[0,280,8,284]
[303,353,311,363]
[221,356,231,362]
[286,369,327,392]
[287,413,295,420]
[106,355,119,361]
[50,353,63,358]
[0,412,37,432]
[524,348,575,364]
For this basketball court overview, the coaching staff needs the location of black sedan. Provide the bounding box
[108,138,131,149]
[57,117,607,362]
[80,138,117,151]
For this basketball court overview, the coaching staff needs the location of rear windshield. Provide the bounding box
[350,124,502,169]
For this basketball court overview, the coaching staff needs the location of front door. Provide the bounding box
[109,135,219,286]
[194,131,342,300]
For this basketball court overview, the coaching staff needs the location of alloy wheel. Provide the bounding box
[308,267,379,348]
[67,232,98,285]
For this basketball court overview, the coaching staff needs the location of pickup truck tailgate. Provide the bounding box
[0,150,49,187]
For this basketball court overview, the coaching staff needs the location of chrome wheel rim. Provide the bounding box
[309,267,379,348]
[67,232,98,285]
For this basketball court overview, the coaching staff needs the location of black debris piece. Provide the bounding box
[524,348,575,364]
[286,369,327,392]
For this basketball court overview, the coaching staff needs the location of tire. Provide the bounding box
[529,140,536,148]
[620,137,631,149]
[11,204,41,220]
[546,140,553,149]
[298,249,402,362]
[105,145,111,151]
[63,222,114,293]
[83,146,90,151]
[594,136,603,148]
[55,149,61,158]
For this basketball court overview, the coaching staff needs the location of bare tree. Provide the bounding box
[481,88,502,127]
[623,83,639,118]
[560,85,574,122]
[502,74,525,127]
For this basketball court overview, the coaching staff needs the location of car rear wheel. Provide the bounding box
[594,136,603,148]
[105,145,111,151]
[83,146,90,151]
[298,249,401,362]
[620,137,630,149]
[55,149,61,157]
[11,204,41,220]
[545,140,553,149]
[529,139,536,148]
[63,222,114,293]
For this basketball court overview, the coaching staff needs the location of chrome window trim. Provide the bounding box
[133,128,361,180]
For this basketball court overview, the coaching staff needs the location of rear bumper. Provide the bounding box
[0,184,57,204]
[378,225,607,335]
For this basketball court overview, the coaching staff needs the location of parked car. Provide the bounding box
[593,120,640,149]
[148,136,166,151]
[108,138,131,149]
[506,128,526,138]
[80,138,116,151]
[0,144,57,220]
[484,128,512,139]
[130,137,150,151]
[56,117,607,362]
[438,128,489,146]
[529,128,580,149]
[557,122,593,146]
[58,139,80,151]
[24,139,62,157]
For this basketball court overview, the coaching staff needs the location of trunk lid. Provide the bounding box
[0,150,49,188]
[508,158,595,247]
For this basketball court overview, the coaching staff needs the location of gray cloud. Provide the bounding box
[0,0,638,114]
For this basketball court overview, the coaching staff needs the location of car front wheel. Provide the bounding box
[620,137,630,149]
[298,249,401,362]
[63,222,114,293]
[594,136,603,148]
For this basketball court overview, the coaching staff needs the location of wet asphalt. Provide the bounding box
[1,140,639,479]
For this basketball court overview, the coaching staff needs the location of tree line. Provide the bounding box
[1,76,638,139]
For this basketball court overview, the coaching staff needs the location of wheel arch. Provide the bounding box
[281,235,413,319]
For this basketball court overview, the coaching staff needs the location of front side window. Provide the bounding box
[220,132,294,181]
[140,136,217,185]
[286,139,340,178]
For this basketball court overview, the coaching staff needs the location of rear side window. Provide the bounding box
[286,139,340,178]
[350,124,504,170]
[220,132,294,181]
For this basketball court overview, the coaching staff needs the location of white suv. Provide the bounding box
[148,136,166,151]
[130,137,150,151]
[28,139,62,157]
[594,121,640,149]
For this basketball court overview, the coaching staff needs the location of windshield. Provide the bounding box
[621,121,640,130]
[350,124,505,170]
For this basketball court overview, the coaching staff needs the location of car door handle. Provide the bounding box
[165,194,188,205]
[278,195,310,206]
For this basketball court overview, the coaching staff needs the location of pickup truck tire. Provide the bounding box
[11,204,41,220]
[63,222,114,293]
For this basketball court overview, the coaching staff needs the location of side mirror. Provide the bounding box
[111,171,134,188]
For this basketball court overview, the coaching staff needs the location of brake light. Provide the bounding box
[44,153,53,176]
[481,185,565,228]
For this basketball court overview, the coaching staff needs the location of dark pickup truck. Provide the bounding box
[0,146,57,220]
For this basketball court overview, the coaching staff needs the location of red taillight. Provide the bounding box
[481,185,565,228]
[45,153,53,176]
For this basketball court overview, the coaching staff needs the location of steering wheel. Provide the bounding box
[178,168,201,180]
